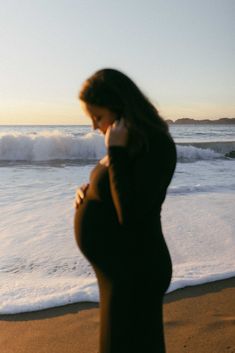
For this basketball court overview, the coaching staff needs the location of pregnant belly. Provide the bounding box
[74,199,172,281]
[74,198,141,277]
[74,198,119,262]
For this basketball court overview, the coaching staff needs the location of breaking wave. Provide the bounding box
[0,130,106,162]
[0,131,234,164]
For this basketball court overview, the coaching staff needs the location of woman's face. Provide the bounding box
[81,101,117,134]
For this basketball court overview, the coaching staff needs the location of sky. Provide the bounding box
[0,0,234,124]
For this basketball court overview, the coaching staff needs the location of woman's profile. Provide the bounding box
[74,68,177,353]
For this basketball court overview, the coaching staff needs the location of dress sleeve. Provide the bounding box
[108,141,176,228]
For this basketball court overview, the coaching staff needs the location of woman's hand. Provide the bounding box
[105,118,128,147]
[74,183,89,209]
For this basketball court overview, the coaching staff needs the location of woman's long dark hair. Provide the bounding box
[79,68,168,155]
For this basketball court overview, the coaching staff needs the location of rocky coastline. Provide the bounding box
[166,118,235,124]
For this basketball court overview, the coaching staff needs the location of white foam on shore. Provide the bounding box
[0,162,234,314]
[0,274,99,314]
[162,193,235,292]
[1,124,235,314]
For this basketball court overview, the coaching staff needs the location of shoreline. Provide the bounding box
[1,277,235,353]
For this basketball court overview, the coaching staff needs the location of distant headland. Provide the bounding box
[166,118,235,124]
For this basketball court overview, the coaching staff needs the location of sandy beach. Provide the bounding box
[1,277,235,353]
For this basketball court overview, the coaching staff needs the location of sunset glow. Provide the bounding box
[0,0,234,125]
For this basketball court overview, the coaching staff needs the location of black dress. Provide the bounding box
[74,126,177,353]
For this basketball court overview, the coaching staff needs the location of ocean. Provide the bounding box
[0,124,235,314]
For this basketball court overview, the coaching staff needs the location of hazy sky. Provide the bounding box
[0,0,234,124]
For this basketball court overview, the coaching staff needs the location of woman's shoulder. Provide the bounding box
[128,123,176,163]
[145,127,177,174]
[144,125,176,151]
[140,126,176,169]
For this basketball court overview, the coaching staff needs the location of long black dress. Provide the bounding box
[74,126,177,353]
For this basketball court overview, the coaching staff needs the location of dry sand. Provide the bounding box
[1,277,235,353]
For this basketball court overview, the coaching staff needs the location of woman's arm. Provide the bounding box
[108,140,176,228]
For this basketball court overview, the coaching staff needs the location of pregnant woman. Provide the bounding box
[74,68,177,353]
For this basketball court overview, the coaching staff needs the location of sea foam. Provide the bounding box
[0,125,235,314]
[1,187,235,314]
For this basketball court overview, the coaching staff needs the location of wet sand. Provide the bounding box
[1,277,235,353]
